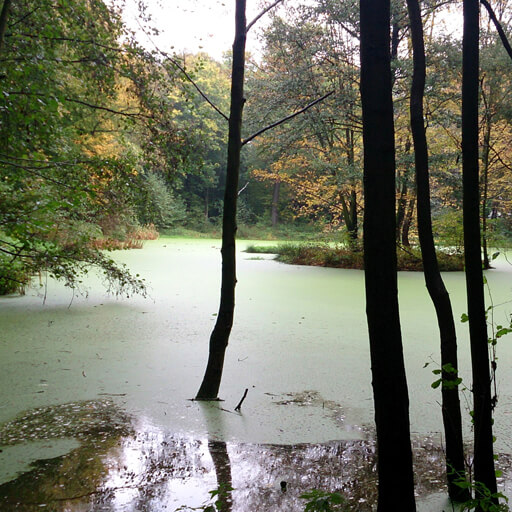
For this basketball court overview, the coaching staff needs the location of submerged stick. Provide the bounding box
[234,388,248,412]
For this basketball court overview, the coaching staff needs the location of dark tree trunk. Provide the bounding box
[0,0,12,51]
[271,180,280,227]
[462,0,498,499]
[349,186,358,241]
[360,0,416,509]
[196,0,246,399]
[406,0,469,500]
[340,191,358,244]
[346,128,358,243]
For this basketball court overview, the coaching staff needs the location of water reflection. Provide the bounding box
[0,400,511,511]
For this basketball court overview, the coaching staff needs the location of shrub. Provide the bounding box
[138,173,187,229]
[245,243,464,271]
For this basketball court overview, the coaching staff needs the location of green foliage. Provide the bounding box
[137,173,187,229]
[0,254,31,295]
[453,477,509,511]
[0,0,149,295]
[300,489,347,511]
[429,362,463,390]
[432,210,465,252]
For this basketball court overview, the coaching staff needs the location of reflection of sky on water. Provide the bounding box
[1,398,511,511]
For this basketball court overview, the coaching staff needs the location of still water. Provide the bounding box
[0,238,511,510]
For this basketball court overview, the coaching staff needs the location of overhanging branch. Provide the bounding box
[480,0,512,61]
[247,0,284,32]
[241,90,335,146]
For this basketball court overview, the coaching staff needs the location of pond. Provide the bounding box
[1,238,511,511]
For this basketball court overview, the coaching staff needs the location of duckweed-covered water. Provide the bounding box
[1,238,511,510]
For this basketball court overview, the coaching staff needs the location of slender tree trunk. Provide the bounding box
[196,0,246,399]
[339,191,357,244]
[0,0,12,51]
[360,0,416,509]
[407,0,469,500]
[396,179,409,242]
[271,180,280,227]
[481,102,492,270]
[349,186,358,242]
[402,195,415,247]
[346,128,358,243]
[462,0,498,500]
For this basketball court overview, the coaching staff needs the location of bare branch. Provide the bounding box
[5,91,151,119]
[234,388,248,411]
[247,0,284,32]
[164,56,229,121]
[238,181,249,195]
[0,159,93,192]
[242,90,335,146]
[133,17,229,121]
[480,0,512,62]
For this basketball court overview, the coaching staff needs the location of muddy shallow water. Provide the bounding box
[1,238,512,510]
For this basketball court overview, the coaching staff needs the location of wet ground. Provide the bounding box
[1,239,512,510]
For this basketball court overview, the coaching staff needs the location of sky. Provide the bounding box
[119,0,270,60]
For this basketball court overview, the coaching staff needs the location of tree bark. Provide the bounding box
[0,0,12,52]
[481,89,492,270]
[462,0,497,499]
[407,0,469,500]
[271,180,280,227]
[360,0,416,509]
[196,0,246,399]
[401,195,415,247]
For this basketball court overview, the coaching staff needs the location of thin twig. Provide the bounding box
[242,90,335,146]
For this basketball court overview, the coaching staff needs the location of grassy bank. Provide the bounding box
[245,243,465,272]
[161,223,341,242]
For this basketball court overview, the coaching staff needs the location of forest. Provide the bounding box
[1,0,512,510]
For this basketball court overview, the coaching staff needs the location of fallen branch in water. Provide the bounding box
[234,388,248,412]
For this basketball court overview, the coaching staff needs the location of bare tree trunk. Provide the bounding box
[360,0,416,509]
[271,180,280,227]
[396,179,409,241]
[481,94,492,270]
[407,0,469,500]
[462,0,497,500]
[0,0,12,51]
[196,0,246,399]
[401,195,415,247]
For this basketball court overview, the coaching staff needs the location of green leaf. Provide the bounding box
[431,379,442,389]
[496,327,512,338]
